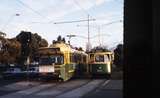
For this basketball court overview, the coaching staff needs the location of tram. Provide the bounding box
[88,49,114,78]
[36,41,88,81]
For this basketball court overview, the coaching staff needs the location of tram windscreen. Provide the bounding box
[95,55,110,62]
[95,55,104,62]
[39,55,64,65]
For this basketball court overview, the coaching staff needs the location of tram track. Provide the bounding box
[35,79,92,97]
[55,79,108,98]
[0,79,91,98]
[0,79,110,98]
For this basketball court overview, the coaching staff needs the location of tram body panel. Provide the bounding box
[88,52,113,77]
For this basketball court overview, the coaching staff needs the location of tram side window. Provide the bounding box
[90,54,94,63]
[50,56,64,65]
[104,55,109,62]
[83,55,87,63]
[95,55,104,62]
[57,56,64,64]
[107,54,111,61]
[77,54,82,63]
[39,57,52,65]
[70,53,76,63]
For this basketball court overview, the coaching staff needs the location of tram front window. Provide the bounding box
[39,55,64,65]
[39,57,52,65]
[95,55,110,62]
[95,55,104,62]
[50,55,64,65]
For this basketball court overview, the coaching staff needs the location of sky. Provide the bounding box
[0,0,123,50]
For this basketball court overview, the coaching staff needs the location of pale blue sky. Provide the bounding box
[0,0,123,50]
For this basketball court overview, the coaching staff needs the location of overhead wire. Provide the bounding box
[73,0,89,16]
[73,0,123,47]
[0,14,19,32]
[16,0,46,18]
[15,0,65,33]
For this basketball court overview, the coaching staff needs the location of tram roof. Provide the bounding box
[46,42,87,54]
[88,51,113,54]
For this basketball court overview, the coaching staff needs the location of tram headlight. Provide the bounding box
[107,62,111,73]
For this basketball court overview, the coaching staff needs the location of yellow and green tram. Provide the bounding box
[88,51,114,78]
[36,42,88,81]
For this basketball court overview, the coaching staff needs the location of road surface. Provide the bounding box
[0,78,122,98]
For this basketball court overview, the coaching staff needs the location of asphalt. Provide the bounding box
[82,80,123,98]
[0,70,123,98]
[82,70,123,98]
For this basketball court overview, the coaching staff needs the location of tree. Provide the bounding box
[62,37,66,43]
[0,31,6,37]
[0,37,21,64]
[113,44,123,70]
[57,35,62,42]
[78,47,83,51]
[16,31,32,65]
[90,46,110,52]
[27,33,48,63]
[39,39,48,47]
[52,40,56,44]
[0,31,48,65]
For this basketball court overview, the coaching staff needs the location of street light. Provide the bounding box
[66,34,76,45]
[67,34,110,50]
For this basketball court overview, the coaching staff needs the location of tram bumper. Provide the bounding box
[38,72,60,79]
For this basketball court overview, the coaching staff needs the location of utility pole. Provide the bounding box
[77,20,122,47]
[98,26,101,46]
[53,15,95,51]
[86,14,91,52]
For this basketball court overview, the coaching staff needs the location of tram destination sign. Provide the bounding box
[37,48,61,55]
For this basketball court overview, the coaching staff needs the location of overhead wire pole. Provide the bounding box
[98,26,101,46]
[53,17,95,46]
[77,20,122,46]
[73,0,96,52]
[87,14,90,52]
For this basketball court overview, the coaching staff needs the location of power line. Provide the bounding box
[16,0,65,30]
[54,19,95,24]
[16,0,48,20]
[1,14,20,32]
[72,0,97,51]
[73,0,89,15]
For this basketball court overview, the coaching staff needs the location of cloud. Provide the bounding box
[14,0,114,21]
[95,0,106,5]
[0,0,123,49]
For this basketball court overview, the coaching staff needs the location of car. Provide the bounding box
[2,68,25,79]
[25,67,39,78]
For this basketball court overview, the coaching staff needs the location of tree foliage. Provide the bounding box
[30,33,48,62]
[0,37,21,64]
[113,44,123,69]
[53,35,66,44]
[0,31,6,37]
[0,31,48,65]
[16,31,32,65]
[89,46,110,53]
